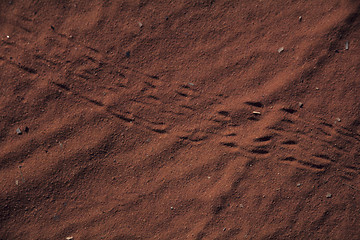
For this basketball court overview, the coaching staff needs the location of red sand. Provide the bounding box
[1,0,360,239]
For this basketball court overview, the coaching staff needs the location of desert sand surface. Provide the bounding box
[1,0,360,239]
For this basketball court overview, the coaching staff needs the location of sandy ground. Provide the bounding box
[1,0,360,239]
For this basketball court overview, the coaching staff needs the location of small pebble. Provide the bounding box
[298,102,303,108]
[315,87,319,90]
[299,16,302,22]
[345,41,349,50]
[16,128,22,135]
[297,183,301,187]
[170,206,174,210]
[6,35,10,39]
[252,111,261,115]
[138,22,143,28]
[66,237,74,240]
[278,47,284,53]
[239,204,244,208]
[326,193,332,198]
[335,118,341,122]
[223,227,226,231]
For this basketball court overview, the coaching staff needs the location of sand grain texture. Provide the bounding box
[1,0,360,239]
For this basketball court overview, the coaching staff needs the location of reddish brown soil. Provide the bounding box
[1,0,360,239]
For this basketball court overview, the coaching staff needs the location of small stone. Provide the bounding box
[326,193,332,198]
[188,83,194,86]
[278,47,284,53]
[223,227,226,231]
[138,22,143,28]
[170,206,174,210]
[16,128,22,135]
[252,111,261,115]
[66,237,74,240]
[315,87,319,90]
[298,102,303,108]
[297,183,301,187]
[345,41,349,50]
[299,16,302,22]
[6,35,10,39]
[335,118,341,122]
[239,204,244,208]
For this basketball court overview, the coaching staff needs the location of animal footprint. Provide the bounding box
[254,135,273,142]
